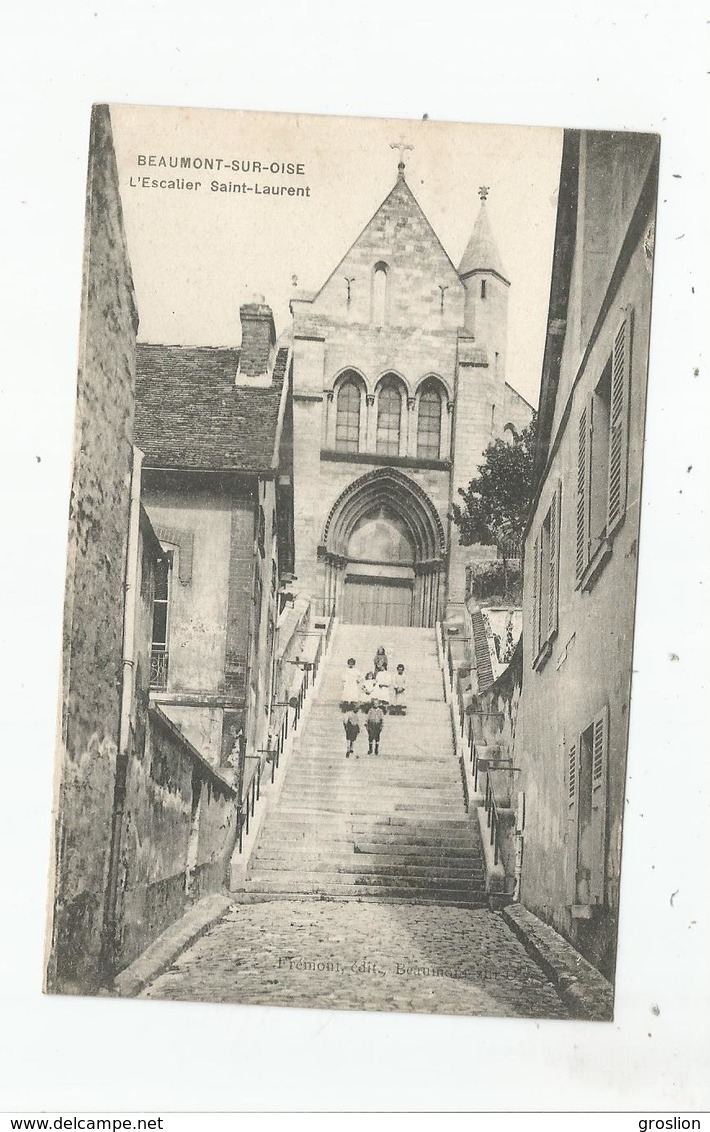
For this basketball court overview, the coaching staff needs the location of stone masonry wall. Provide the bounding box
[47,105,139,994]
[114,706,237,973]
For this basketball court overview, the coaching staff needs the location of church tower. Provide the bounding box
[448,189,513,612]
[459,187,510,379]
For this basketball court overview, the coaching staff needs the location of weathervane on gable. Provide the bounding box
[390,136,414,179]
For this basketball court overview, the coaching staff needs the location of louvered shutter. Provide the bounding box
[566,740,580,904]
[548,483,561,638]
[590,704,609,904]
[575,405,588,581]
[608,311,633,532]
[531,534,540,659]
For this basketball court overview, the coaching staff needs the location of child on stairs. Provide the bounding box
[343,705,360,758]
[341,656,362,710]
[361,671,377,709]
[366,702,385,755]
[392,663,407,714]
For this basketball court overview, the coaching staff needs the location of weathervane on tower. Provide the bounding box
[390,136,414,179]
[478,185,490,201]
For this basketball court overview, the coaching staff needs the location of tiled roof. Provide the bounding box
[135,344,289,472]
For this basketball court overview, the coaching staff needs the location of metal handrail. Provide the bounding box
[235,603,336,852]
[442,628,490,794]
[484,770,503,866]
[484,766,522,873]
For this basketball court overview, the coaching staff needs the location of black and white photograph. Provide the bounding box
[2,0,708,1118]
[44,104,659,1021]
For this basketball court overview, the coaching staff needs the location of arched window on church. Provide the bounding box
[376,377,402,456]
[372,262,388,325]
[335,379,361,453]
[417,382,443,460]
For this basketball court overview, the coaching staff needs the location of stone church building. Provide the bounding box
[288,161,532,627]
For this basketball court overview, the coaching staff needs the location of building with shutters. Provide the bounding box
[511,129,659,978]
[288,161,532,629]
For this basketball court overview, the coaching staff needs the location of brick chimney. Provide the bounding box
[237,294,276,383]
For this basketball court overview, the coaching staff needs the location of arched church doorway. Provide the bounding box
[319,469,446,628]
[342,508,414,626]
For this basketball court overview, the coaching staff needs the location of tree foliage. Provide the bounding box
[451,414,537,556]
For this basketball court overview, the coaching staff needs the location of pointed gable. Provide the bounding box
[459,201,509,282]
[307,176,464,330]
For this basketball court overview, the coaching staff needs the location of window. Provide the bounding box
[417,385,442,459]
[575,310,633,590]
[531,481,561,669]
[372,262,388,325]
[376,379,402,455]
[566,704,609,909]
[150,553,172,688]
[589,361,611,548]
[335,379,361,452]
[480,279,487,300]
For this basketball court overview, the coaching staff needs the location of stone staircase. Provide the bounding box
[239,624,487,906]
[471,609,495,690]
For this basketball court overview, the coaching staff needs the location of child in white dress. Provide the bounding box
[392,663,407,714]
[341,657,362,709]
[374,666,391,710]
[361,671,377,710]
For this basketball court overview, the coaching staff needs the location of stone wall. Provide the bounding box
[470,638,523,763]
[47,105,139,994]
[114,706,237,973]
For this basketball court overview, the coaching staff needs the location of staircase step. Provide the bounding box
[231,891,487,910]
[287,755,455,766]
[244,876,487,900]
[259,842,481,860]
[280,785,463,800]
[270,806,466,820]
[284,773,459,785]
[259,832,480,850]
[250,855,483,875]
[262,815,476,831]
[243,873,482,892]
[244,623,489,904]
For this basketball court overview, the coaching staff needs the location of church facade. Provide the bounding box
[288,163,532,627]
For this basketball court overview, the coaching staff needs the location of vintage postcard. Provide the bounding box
[45,103,658,1020]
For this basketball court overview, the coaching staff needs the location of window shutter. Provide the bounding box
[590,704,609,904]
[548,483,561,638]
[566,740,580,904]
[608,311,633,532]
[531,534,540,659]
[575,406,588,581]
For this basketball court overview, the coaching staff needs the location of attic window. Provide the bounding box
[372,262,388,325]
[480,279,487,300]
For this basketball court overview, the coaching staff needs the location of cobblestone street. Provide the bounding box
[142,898,570,1018]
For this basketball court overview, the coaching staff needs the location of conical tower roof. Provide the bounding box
[458,198,508,282]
